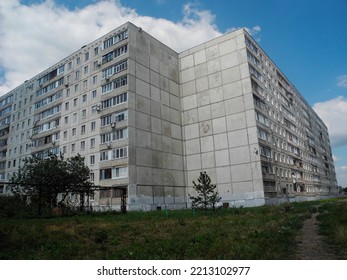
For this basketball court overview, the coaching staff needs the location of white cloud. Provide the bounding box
[333,154,340,162]
[313,96,347,147]
[337,75,347,88]
[336,167,347,187]
[1,0,253,95]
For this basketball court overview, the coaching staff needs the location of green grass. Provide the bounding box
[0,198,345,260]
[316,198,347,259]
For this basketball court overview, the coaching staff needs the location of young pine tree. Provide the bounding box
[189,171,221,211]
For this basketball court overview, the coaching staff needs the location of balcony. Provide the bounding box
[262,173,275,180]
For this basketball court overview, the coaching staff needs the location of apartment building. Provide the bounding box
[179,30,338,206]
[0,22,338,210]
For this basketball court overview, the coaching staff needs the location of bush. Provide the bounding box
[0,195,37,218]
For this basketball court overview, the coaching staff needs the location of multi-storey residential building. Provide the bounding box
[0,22,338,210]
[179,30,338,206]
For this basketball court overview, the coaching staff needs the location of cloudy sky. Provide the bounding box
[0,0,347,186]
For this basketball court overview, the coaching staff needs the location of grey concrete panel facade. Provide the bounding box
[0,22,338,210]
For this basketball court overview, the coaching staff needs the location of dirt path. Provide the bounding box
[296,212,336,260]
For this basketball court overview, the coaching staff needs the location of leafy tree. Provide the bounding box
[9,153,94,215]
[189,171,221,211]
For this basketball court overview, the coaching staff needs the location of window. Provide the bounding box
[113,146,127,159]
[102,60,128,79]
[100,168,112,180]
[101,76,127,94]
[34,90,63,111]
[72,113,77,123]
[100,128,128,143]
[99,166,128,180]
[101,92,127,109]
[112,166,128,178]
[103,30,128,50]
[90,174,95,183]
[76,57,80,65]
[75,70,80,80]
[72,128,76,136]
[100,147,128,161]
[245,36,258,53]
[253,95,266,109]
[63,131,67,139]
[36,78,64,97]
[258,128,269,141]
[256,111,269,127]
[102,44,128,63]
[100,151,109,161]
[81,125,86,135]
[100,111,127,127]
[80,141,85,151]
[35,104,61,120]
[94,47,99,56]
[84,66,88,74]
[249,65,262,81]
[65,102,69,111]
[247,50,260,66]
[64,116,69,124]
[62,146,67,154]
[92,90,97,99]
[71,143,76,152]
[81,109,87,119]
[90,155,95,165]
[260,145,272,158]
[261,163,273,174]
[57,65,64,75]
[90,138,95,148]
[91,121,96,131]
[101,115,110,127]
[82,94,87,103]
[84,52,89,61]
[92,75,97,85]
[83,80,88,88]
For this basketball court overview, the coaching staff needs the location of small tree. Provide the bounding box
[189,171,221,211]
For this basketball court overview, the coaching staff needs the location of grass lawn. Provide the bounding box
[1,198,346,260]
[316,197,347,259]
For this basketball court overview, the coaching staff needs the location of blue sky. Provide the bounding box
[1,0,347,186]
